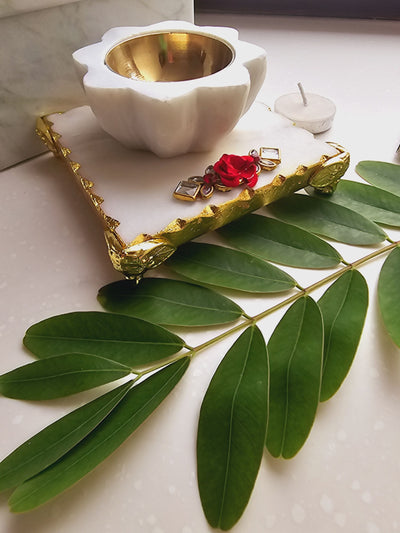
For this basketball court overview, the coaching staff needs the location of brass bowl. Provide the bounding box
[105,31,234,82]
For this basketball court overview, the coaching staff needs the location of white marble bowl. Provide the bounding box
[72,21,267,157]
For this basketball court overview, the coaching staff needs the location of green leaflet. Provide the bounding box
[266,296,323,459]
[23,312,184,368]
[197,326,269,531]
[309,180,400,227]
[218,214,342,268]
[318,270,368,401]
[378,246,400,347]
[167,242,296,293]
[0,354,131,400]
[98,278,243,326]
[356,160,400,196]
[0,381,132,491]
[9,357,190,513]
[268,194,386,245]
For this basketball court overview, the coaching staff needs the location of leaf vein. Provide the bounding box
[0,384,130,480]
[322,273,352,375]
[2,369,128,385]
[131,295,238,314]
[11,361,186,508]
[26,335,180,347]
[176,258,284,282]
[280,301,305,457]
[218,328,253,526]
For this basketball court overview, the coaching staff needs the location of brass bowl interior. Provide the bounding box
[105,31,234,82]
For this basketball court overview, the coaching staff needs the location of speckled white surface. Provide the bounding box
[1,12,400,533]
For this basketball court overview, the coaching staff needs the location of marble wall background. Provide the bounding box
[0,0,77,18]
[0,0,194,169]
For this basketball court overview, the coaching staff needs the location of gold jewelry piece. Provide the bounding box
[173,147,281,201]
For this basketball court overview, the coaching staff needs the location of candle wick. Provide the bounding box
[297,82,308,106]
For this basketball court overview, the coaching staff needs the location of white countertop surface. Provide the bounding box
[1,13,400,533]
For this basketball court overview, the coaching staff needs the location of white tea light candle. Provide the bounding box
[274,83,336,134]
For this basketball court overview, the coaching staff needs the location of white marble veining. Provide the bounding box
[0,0,76,19]
[0,0,194,169]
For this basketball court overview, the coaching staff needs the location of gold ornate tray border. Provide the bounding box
[36,114,350,280]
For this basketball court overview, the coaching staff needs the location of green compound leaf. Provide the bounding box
[23,312,184,368]
[268,194,386,245]
[356,160,400,196]
[218,213,342,268]
[98,278,243,327]
[167,242,296,293]
[266,296,323,459]
[9,357,190,513]
[378,246,400,347]
[0,380,132,491]
[318,270,368,401]
[309,180,400,227]
[197,326,269,531]
[0,354,131,400]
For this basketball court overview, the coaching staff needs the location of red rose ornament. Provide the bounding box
[213,154,259,188]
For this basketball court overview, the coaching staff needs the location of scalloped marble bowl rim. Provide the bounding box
[73,22,258,95]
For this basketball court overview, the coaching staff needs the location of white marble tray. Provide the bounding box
[38,102,349,277]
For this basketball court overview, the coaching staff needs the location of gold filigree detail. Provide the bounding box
[36,114,120,237]
[295,165,308,175]
[61,147,71,157]
[90,194,104,207]
[70,161,81,173]
[104,216,120,231]
[238,188,255,201]
[81,177,94,190]
[309,143,350,194]
[104,231,176,280]
[201,205,219,217]
[36,116,59,155]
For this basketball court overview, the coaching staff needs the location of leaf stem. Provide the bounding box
[135,351,191,378]
[350,241,399,268]
[189,320,254,356]
[190,239,400,355]
[137,239,400,372]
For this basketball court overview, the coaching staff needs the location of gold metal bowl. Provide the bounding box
[105,31,234,82]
